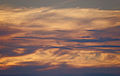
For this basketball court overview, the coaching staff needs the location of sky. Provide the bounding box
[0,0,120,76]
[0,0,120,9]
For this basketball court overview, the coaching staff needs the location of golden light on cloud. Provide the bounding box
[0,48,120,70]
[13,48,26,54]
[0,7,120,70]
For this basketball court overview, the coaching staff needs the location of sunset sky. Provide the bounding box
[0,0,120,76]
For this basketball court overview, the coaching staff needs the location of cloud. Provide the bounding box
[0,7,120,71]
[0,48,120,70]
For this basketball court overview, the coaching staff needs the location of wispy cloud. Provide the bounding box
[0,7,120,70]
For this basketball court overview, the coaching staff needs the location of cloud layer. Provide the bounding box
[0,7,120,71]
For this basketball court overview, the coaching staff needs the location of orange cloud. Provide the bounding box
[0,48,120,70]
[0,7,120,70]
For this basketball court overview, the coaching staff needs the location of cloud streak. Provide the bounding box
[0,6,120,71]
